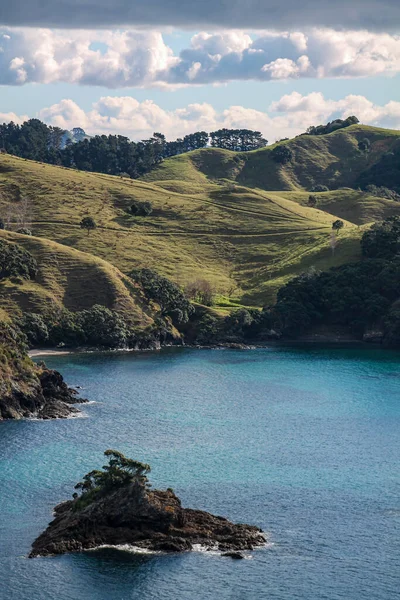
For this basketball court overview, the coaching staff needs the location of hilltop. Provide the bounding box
[144,124,400,193]
[0,123,399,317]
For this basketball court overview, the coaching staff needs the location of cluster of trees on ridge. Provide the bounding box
[0,119,267,178]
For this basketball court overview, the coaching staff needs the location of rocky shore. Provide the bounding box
[0,367,87,420]
[0,323,86,420]
[30,452,265,557]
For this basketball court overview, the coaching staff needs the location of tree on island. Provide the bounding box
[74,450,151,498]
[80,216,96,235]
[332,219,344,233]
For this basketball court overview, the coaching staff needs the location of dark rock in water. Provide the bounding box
[0,322,87,420]
[30,484,265,557]
[222,551,245,559]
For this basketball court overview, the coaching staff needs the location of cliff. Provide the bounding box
[0,322,85,419]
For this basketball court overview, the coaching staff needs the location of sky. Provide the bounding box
[0,0,400,142]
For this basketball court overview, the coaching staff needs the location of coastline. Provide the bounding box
[27,337,387,359]
[28,349,73,357]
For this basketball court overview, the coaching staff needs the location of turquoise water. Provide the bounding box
[1,346,399,600]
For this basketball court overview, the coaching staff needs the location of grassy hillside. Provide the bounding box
[0,230,154,327]
[1,123,399,311]
[145,124,400,192]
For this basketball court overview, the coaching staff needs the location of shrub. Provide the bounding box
[311,184,329,193]
[358,138,371,152]
[0,239,37,280]
[129,200,153,216]
[308,195,318,207]
[130,268,194,324]
[17,313,49,346]
[271,145,293,164]
[77,305,128,348]
[361,216,400,260]
[185,279,214,306]
[16,228,32,236]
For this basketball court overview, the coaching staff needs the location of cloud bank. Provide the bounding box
[1,28,400,88]
[26,92,400,141]
[1,0,399,31]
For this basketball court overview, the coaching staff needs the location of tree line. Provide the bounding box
[0,119,267,178]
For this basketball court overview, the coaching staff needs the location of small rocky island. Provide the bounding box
[30,450,265,557]
[0,322,86,420]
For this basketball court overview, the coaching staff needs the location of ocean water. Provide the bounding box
[1,346,399,600]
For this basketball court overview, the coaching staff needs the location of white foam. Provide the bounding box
[86,544,162,555]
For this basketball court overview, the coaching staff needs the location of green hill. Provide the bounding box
[1,123,399,313]
[144,124,400,192]
[0,230,154,327]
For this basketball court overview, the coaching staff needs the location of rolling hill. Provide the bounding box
[0,230,154,327]
[0,123,399,316]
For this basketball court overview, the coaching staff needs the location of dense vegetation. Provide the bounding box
[129,268,194,325]
[0,118,267,178]
[17,304,174,350]
[306,116,359,136]
[0,239,37,280]
[270,217,400,345]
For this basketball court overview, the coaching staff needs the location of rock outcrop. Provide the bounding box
[30,481,265,557]
[0,323,86,419]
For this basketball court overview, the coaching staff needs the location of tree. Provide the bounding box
[185,279,214,306]
[271,145,293,164]
[130,268,194,324]
[332,220,344,233]
[308,195,317,207]
[360,216,400,259]
[129,200,153,216]
[0,239,37,280]
[80,216,96,235]
[358,138,370,152]
[311,184,329,192]
[77,305,128,347]
[210,128,267,151]
[74,450,151,500]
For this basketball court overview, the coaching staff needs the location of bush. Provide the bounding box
[17,313,49,346]
[271,145,293,164]
[76,305,128,347]
[0,239,37,280]
[130,268,194,325]
[311,184,329,192]
[16,228,32,236]
[308,195,318,207]
[129,201,153,216]
[306,116,359,136]
[361,216,400,260]
[364,184,400,202]
[185,279,214,306]
[358,138,370,152]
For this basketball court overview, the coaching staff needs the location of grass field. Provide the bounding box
[0,230,154,326]
[0,124,399,315]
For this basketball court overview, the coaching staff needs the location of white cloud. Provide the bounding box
[0,111,28,125]
[1,27,400,88]
[31,93,400,142]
